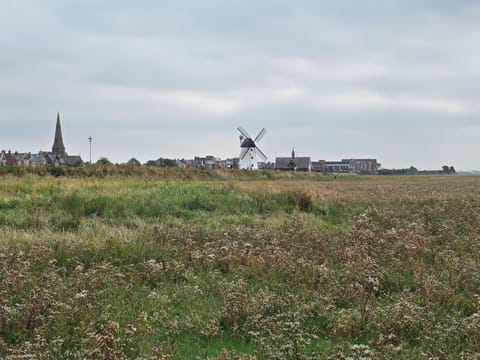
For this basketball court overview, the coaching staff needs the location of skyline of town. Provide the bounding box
[2,113,385,169]
[1,113,461,174]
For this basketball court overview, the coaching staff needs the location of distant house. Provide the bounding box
[4,151,18,167]
[29,153,47,166]
[174,156,238,169]
[311,160,325,172]
[182,159,194,168]
[226,158,239,169]
[12,152,25,165]
[216,159,227,169]
[127,158,141,166]
[276,157,295,171]
[145,158,178,167]
[275,149,311,171]
[13,152,35,166]
[205,156,218,170]
[192,155,222,170]
[258,161,275,170]
[0,151,6,166]
[343,159,379,174]
[45,153,66,167]
[276,157,311,171]
[66,155,83,167]
[176,160,187,168]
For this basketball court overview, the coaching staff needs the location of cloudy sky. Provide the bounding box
[1,1,479,169]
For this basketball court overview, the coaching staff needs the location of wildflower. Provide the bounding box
[74,290,88,300]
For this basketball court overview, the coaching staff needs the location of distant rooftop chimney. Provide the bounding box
[52,112,66,155]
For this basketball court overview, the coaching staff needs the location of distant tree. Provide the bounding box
[442,165,450,174]
[449,166,456,174]
[51,166,66,177]
[157,158,177,167]
[96,157,112,165]
[164,159,178,167]
[70,158,83,167]
[145,160,158,167]
[127,158,141,166]
[378,167,417,175]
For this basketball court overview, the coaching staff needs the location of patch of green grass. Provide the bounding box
[173,332,256,359]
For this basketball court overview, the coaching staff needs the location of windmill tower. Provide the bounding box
[237,126,268,170]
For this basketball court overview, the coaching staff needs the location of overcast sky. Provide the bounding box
[1,1,479,169]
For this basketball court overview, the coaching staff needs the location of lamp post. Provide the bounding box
[88,137,92,164]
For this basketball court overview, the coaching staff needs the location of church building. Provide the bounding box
[1,113,83,167]
[41,113,83,167]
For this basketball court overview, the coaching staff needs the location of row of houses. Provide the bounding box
[274,158,379,174]
[0,150,82,167]
[274,150,380,174]
[141,156,240,170]
[4,148,379,174]
[0,114,83,168]
[187,156,239,169]
[141,152,380,174]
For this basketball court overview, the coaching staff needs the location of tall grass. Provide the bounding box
[0,174,480,358]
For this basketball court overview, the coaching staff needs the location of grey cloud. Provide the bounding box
[1,0,480,169]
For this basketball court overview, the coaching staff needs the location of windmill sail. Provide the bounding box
[255,128,267,143]
[255,147,268,161]
[239,148,249,161]
[237,126,251,139]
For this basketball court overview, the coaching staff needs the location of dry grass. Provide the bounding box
[0,172,479,358]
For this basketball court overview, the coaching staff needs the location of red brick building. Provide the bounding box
[311,158,379,174]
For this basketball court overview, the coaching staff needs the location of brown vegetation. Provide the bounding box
[0,172,479,358]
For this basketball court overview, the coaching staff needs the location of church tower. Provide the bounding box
[52,112,66,155]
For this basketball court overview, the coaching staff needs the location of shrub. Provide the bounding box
[287,190,313,212]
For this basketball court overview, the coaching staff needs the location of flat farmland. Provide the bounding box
[1,172,479,359]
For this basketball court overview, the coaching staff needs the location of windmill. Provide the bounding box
[237,126,268,170]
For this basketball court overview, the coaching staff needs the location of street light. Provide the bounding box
[88,137,92,164]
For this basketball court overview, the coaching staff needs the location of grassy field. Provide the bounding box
[1,170,480,359]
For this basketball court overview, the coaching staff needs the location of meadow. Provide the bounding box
[0,168,479,359]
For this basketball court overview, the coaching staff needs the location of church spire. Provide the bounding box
[52,112,66,155]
